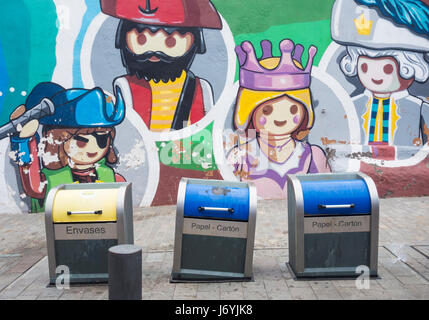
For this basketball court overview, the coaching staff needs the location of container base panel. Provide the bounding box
[181,234,247,274]
[49,273,109,285]
[53,239,117,284]
[304,232,371,269]
[287,264,378,279]
[171,269,252,283]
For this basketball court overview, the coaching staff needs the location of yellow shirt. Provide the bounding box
[149,71,187,132]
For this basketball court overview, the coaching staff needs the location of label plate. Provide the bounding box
[304,216,370,234]
[54,222,117,240]
[183,218,248,239]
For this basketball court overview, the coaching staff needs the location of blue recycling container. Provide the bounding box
[287,172,379,278]
[171,178,257,282]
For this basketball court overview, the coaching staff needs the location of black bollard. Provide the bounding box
[108,244,142,300]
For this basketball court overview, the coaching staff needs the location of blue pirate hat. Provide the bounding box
[25,82,125,127]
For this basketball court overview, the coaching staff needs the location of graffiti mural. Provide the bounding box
[0,0,428,213]
[333,0,429,152]
[101,0,222,132]
[226,40,331,198]
[100,0,231,205]
[320,0,429,197]
[1,82,126,212]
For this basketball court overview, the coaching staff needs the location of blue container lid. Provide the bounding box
[301,179,371,216]
[183,182,250,221]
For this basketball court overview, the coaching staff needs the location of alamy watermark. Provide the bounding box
[156,124,282,175]
[355,265,370,290]
[55,265,70,290]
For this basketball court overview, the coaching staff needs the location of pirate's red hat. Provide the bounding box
[100,0,222,29]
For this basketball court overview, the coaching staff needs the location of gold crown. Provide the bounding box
[354,14,372,36]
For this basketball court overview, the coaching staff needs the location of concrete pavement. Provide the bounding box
[0,197,428,300]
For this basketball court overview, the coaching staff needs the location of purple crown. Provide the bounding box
[235,39,317,91]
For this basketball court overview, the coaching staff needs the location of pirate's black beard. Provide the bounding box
[121,46,198,82]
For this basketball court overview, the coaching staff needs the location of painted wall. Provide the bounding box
[0,0,428,213]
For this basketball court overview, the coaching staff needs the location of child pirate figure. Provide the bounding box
[100,0,222,132]
[331,0,429,158]
[8,82,126,212]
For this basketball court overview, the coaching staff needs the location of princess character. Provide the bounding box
[228,40,331,199]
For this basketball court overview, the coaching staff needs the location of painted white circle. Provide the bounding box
[312,66,361,145]
[101,91,160,207]
[21,91,27,96]
[0,139,23,214]
[121,107,160,207]
[213,82,240,182]
[9,87,15,93]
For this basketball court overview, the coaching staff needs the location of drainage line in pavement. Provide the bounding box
[141,247,290,254]
[0,254,22,258]
[382,246,429,283]
[410,245,429,259]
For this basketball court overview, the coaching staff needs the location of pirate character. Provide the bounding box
[100,0,222,132]
[228,40,331,199]
[8,82,126,212]
[332,0,429,154]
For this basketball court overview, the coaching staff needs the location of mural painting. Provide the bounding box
[227,40,331,198]
[101,0,222,132]
[102,0,229,205]
[333,0,429,156]
[0,0,428,214]
[323,0,429,197]
[2,83,126,212]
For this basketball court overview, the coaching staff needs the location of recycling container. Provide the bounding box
[287,172,379,278]
[171,178,257,282]
[45,182,134,285]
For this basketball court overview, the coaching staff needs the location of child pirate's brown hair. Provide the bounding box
[40,126,117,170]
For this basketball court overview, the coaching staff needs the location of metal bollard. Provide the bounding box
[108,244,142,300]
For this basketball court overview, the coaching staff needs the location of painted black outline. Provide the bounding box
[138,0,158,15]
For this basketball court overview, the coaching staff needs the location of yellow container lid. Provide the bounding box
[52,188,118,223]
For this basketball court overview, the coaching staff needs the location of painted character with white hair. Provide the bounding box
[332,0,429,149]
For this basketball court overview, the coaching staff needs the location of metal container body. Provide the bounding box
[45,182,134,285]
[171,178,257,282]
[287,173,379,278]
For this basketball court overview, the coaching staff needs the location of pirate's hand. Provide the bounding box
[9,105,39,165]
[9,105,40,138]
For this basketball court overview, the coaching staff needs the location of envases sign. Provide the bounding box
[54,223,118,240]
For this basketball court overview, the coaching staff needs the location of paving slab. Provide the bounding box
[0,197,427,300]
